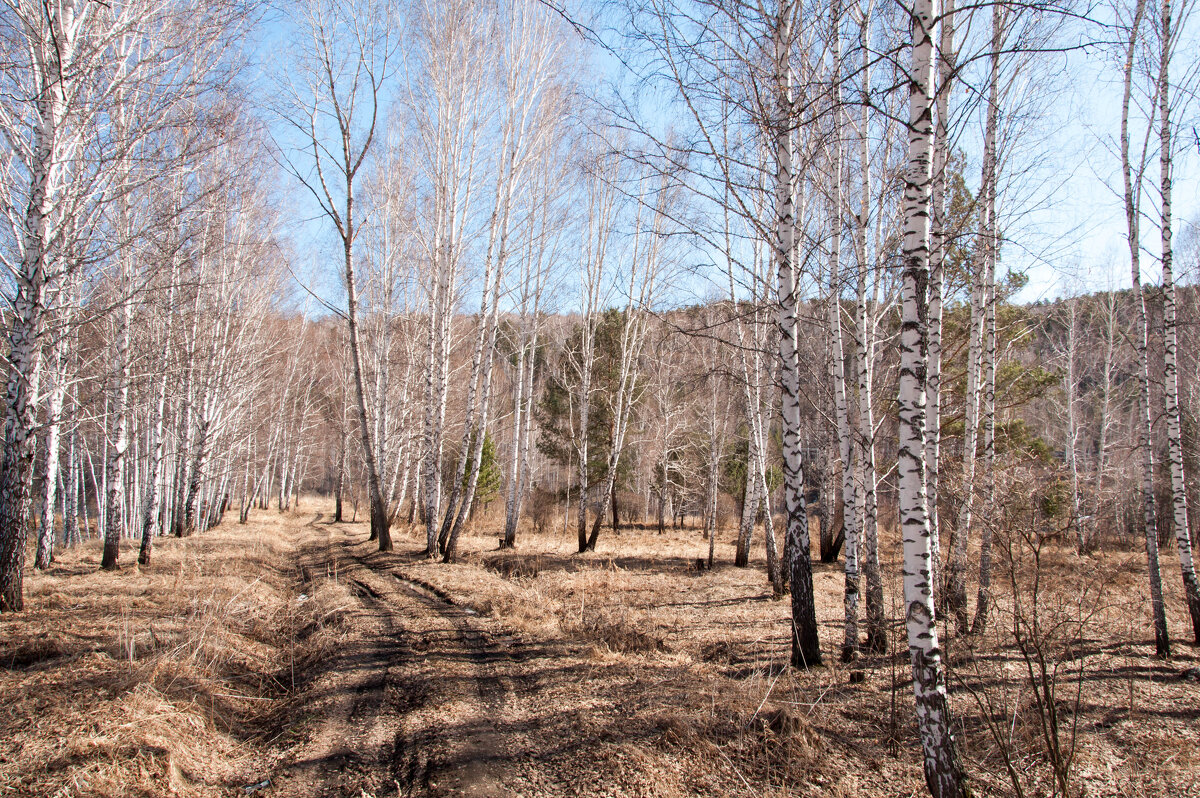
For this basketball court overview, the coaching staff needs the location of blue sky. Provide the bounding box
[254,0,1199,311]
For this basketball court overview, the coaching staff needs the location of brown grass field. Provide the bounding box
[3,498,1200,797]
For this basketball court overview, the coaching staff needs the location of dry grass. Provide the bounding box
[386,513,1200,797]
[9,500,1200,797]
[0,508,345,798]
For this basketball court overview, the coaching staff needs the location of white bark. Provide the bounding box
[927,0,955,600]
[898,0,968,790]
[826,0,860,660]
[772,0,820,668]
[1121,0,1170,658]
[1156,0,1200,642]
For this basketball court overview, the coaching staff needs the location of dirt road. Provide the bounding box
[264,515,634,798]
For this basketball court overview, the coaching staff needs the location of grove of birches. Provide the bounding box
[3,0,1200,794]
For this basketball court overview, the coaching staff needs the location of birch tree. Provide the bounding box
[770,0,822,669]
[0,0,245,604]
[582,172,668,553]
[440,0,570,560]
[501,150,563,548]
[1120,0,1170,658]
[897,0,969,790]
[278,0,396,551]
[1154,0,1200,643]
[406,0,492,555]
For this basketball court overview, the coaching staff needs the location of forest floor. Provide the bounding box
[4,499,1200,797]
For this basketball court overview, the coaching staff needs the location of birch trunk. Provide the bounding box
[138,254,180,564]
[502,337,529,548]
[772,3,820,668]
[853,2,885,653]
[35,332,67,569]
[440,117,516,557]
[1157,0,1200,642]
[1064,300,1085,552]
[899,0,969,790]
[826,0,861,660]
[0,17,61,607]
[64,420,80,547]
[1122,0,1170,658]
[736,421,761,567]
[972,214,998,635]
[927,0,955,597]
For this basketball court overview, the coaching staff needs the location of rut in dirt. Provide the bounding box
[266,515,565,798]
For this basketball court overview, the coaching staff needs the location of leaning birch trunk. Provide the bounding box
[899,0,970,792]
[585,186,662,553]
[1121,0,1170,658]
[574,171,614,553]
[1157,0,1200,642]
[421,263,451,555]
[444,264,509,560]
[438,251,500,553]
[584,313,646,552]
[773,2,820,668]
[439,123,514,555]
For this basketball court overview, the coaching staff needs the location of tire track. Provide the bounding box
[266,516,410,798]
[270,517,575,797]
